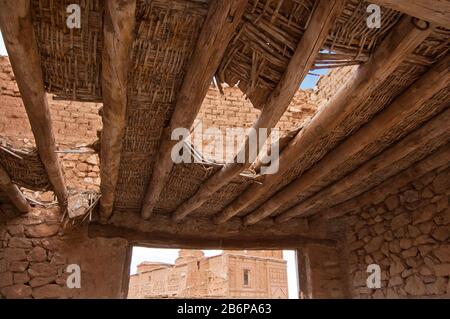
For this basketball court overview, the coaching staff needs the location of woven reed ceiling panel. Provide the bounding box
[0,143,51,191]
[217,0,317,108]
[113,0,210,211]
[31,0,104,102]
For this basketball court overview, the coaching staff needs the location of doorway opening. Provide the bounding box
[127,246,299,299]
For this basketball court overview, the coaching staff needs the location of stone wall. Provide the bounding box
[337,164,450,298]
[0,205,129,299]
[0,56,119,299]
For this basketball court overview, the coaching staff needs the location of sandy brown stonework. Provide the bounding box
[0,55,319,191]
[0,204,130,298]
[329,164,450,298]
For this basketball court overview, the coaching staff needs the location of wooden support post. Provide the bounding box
[371,0,450,27]
[296,249,312,299]
[0,0,68,208]
[275,109,450,223]
[243,54,450,225]
[214,15,433,224]
[141,0,248,219]
[172,0,346,222]
[99,0,136,220]
[0,164,31,213]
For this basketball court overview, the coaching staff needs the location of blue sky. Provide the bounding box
[0,31,6,56]
[301,69,329,89]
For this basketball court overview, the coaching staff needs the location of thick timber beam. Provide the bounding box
[276,109,450,223]
[89,224,336,249]
[141,0,248,220]
[324,144,450,220]
[172,0,346,222]
[244,54,450,225]
[214,15,433,224]
[0,0,68,208]
[99,0,136,220]
[0,164,31,213]
[371,0,450,27]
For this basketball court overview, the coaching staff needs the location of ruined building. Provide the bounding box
[0,0,449,299]
[128,250,288,299]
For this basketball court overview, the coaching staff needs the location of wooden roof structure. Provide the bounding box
[0,0,449,247]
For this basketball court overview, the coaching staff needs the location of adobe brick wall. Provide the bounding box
[1,57,102,194]
[195,86,319,162]
[0,203,129,299]
[1,57,128,299]
[0,57,102,147]
[198,86,317,134]
[297,244,351,299]
[313,66,356,110]
[335,164,450,298]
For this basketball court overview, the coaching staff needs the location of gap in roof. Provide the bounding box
[0,29,7,56]
[300,68,329,90]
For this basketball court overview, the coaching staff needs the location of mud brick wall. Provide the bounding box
[198,86,318,134]
[0,204,129,299]
[313,66,357,110]
[0,57,102,193]
[338,164,450,298]
[0,57,102,148]
[297,244,351,299]
[195,86,318,162]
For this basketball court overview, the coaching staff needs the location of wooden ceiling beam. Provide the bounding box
[0,0,68,209]
[0,164,31,213]
[244,53,450,225]
[140,0,248,220]
[99,0,136,220]
[214,15,433,224]
[371,0,450,27]
[275,108,450,223]
[172,0,346,223]
[89,223,336,249]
